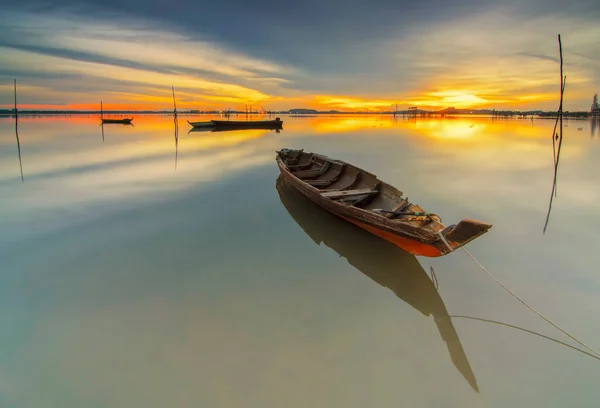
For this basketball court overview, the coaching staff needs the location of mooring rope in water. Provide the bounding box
[461,248,600,358]
[450,315,600,362]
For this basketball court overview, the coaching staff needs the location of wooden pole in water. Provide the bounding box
[543,34,566,233]
[100,101,104,121]
[554,34,566,198]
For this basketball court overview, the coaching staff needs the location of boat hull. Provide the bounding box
[276,150,491,257]
[211,118,283,129]
[102,118,133,124]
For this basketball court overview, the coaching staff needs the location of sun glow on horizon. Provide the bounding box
[0,84,571,112]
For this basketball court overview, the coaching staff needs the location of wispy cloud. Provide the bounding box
[1,2,599,110]
[0,11,299,108]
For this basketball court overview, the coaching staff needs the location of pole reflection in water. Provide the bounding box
[592,117,599,139]
[100,121,133,142]
[174,114,179,170]
[14,78,24,182]
[172,86,179,169]
[15,114,24,182]
[275,176,479,393]
[543,173,557,233]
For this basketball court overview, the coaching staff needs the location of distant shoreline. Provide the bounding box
[0,110,597,118]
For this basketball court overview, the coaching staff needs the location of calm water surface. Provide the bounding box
[1,115,599,407]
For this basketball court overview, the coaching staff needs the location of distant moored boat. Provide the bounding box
[99,101,133,124]
[101,118,133,124]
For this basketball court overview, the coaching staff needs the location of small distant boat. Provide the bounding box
[187,120,215,128]
[211,118,283,130]
[99,101,133,124]
[101,118,133,124]
[276,148,492,257]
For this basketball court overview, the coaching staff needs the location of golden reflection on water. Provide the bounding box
[308,116,393,133]
[2,114,592,204]
[3,114,596,194]
[0,116,276,181]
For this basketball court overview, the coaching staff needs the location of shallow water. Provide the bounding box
[1,114,599,407]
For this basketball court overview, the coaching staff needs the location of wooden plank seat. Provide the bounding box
[321,172,361,192]
[305,179,335,187]
[385,198,411,218]
[287,155,316,170]
[321,188,379,199]
[305,164,345,187]
[294,161,331,179]
[351,181,381,208]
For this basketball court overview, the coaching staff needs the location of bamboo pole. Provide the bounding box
[14,79,18,118]
[14,79,24,182]
[172,85,177,115]
[543,34,566,233]
[553,34,565,197]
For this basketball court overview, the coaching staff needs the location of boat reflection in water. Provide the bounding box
[101,117,134,124]
[276,176,479,392]
[188,126,281,134]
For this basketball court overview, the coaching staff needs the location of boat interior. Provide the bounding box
[280,149,442,228]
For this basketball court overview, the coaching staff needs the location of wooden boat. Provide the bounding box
[99,101,133,124]
[211,117,283,129]
[101,118,133,124]
[187,120,215,128]
[276,176,478,391]
[276,148,492,257]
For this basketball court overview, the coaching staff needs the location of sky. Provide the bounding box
[0,0,599,111]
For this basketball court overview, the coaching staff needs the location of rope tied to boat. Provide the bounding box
[462,247,600,359]
[373,209,441,222]
[437,230,455,253]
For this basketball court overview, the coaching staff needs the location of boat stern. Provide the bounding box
[442,219,493,252]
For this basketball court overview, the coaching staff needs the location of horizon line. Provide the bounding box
[1,108,596,114]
